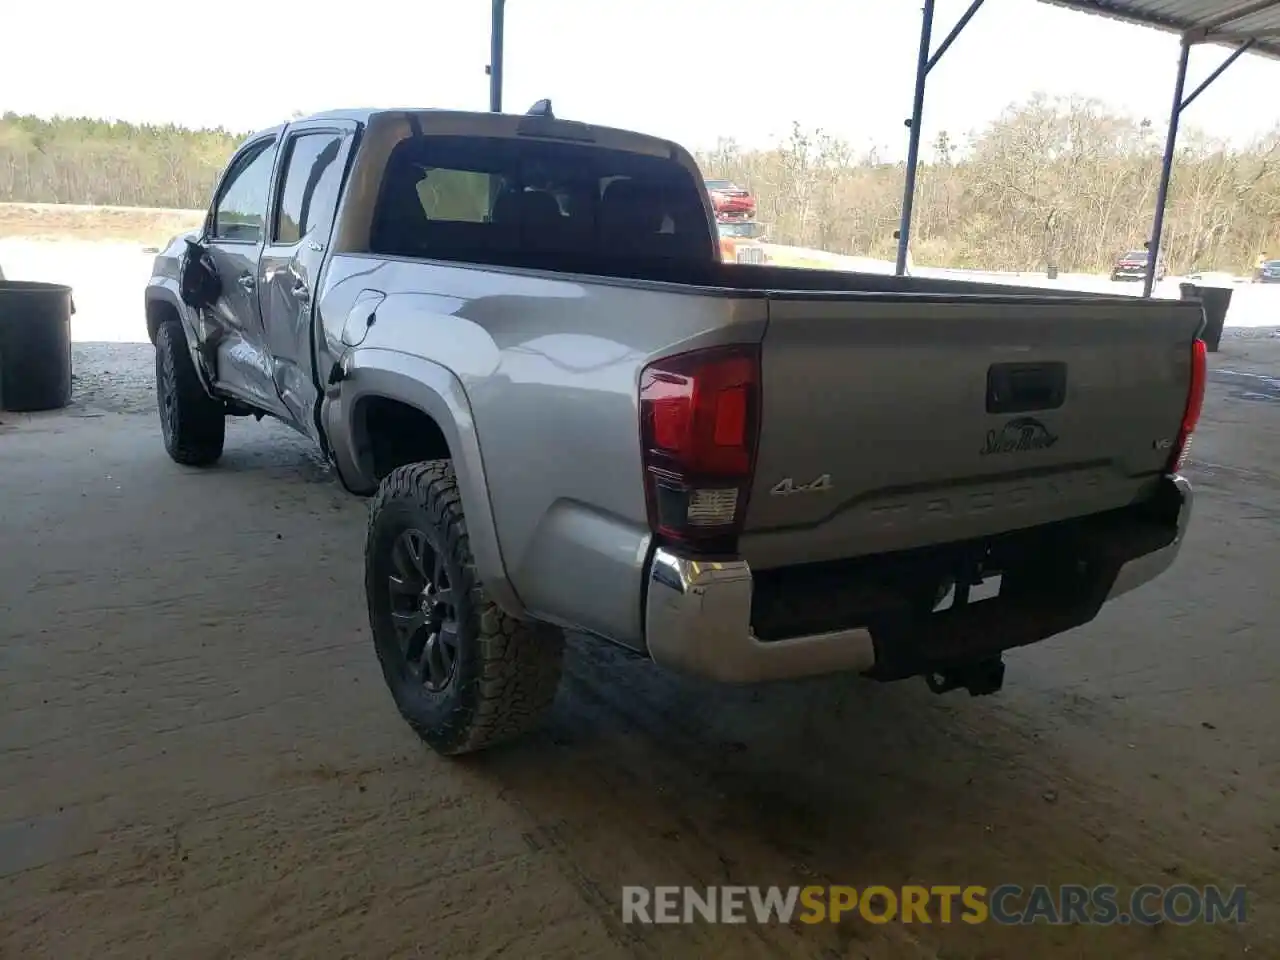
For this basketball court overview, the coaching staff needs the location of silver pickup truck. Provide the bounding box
[145,104,1206,756]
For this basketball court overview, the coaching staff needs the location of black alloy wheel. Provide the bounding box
[386,527,460,692]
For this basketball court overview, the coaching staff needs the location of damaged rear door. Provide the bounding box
[258,119,358,439]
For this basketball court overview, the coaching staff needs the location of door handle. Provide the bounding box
[986,362,1067,414]
[237,274,256,292]
[291,280,311,304]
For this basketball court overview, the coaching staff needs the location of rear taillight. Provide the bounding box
[1168,338,1207,473]
[639,344,761,552]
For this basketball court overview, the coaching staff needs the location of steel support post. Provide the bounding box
[896,0,935,276]
[1144,37,1253,297]
[489,0,506,113]
[896,0,985,276]
[1144,40,1190,298]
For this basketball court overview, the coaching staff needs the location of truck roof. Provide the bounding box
[246,108,682,162]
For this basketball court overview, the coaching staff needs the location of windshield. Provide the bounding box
[717,222,760,239]
[1122,251,1148,260]
[704,179,734,191]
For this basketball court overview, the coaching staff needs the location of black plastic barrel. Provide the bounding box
[0,281,74,412]
[1178,282,1232,353]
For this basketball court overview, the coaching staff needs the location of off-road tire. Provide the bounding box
[155,321,225,466]
[366,460,565,755]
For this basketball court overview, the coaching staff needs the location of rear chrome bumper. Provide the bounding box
[642,475,1193,685]
[644,551,876,684]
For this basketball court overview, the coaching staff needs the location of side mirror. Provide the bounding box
[179,237,222,309]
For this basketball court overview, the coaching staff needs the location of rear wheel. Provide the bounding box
[155,321,225,466]
[365,461,565,755]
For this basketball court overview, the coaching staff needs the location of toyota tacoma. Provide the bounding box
[144,103,1205,756]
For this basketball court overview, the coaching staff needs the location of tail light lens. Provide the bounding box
[639,344,761,552]
[1168,337,1206,473]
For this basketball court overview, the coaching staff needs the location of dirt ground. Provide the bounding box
[1,335,1278,960]
[0,203,203,245]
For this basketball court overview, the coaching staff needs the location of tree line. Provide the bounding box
[2,97,1277,273]
[702,95,1279,273]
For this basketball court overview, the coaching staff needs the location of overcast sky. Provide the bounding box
[2,0,1276,157]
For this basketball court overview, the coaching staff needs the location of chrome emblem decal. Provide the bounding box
[981,417,1058,456]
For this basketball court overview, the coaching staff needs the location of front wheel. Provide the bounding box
[365,461,565,755]
[155,321,225,466]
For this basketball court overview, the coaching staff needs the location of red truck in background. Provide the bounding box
[704,179,755,221]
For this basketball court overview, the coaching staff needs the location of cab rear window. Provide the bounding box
[369,135,714,265]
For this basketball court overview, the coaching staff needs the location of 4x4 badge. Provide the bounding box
[981,417,1058,455]
[770,474,833,496]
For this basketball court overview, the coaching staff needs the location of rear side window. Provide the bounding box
[368,136,714,265]
[274,131,346,245]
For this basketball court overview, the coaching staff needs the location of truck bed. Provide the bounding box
[321,247,1201,642]
[587,259,1197,569]
[484,255,1197,563]
[400,247,1179,302]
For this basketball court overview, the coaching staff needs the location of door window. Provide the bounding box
[211,141,276,243]
[273,132,346,245]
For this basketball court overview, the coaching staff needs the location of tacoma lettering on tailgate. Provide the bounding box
[867,472,1102,528]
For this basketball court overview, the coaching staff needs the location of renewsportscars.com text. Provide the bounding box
[621,884,1247,926]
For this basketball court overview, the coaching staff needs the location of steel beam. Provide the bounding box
[489,0,506,112]
[1144,40,1189,298]
[896,0,985,276]
[1144,37,1254,297]
[927,0,987,72]
[896,0,935,276]
[1180,38,1255,111]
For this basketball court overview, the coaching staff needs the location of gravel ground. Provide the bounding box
[0,336,1278,960]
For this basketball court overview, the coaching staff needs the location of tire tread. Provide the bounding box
[366,461,564,755]
[155,321,225,466]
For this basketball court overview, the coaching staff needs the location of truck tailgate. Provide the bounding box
[740,293,1204,570]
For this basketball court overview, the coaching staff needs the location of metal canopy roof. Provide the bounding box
[486,0,1277,299]
[1040,0,1280,60]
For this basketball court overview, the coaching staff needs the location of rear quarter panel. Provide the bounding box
[320,255,767,647]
